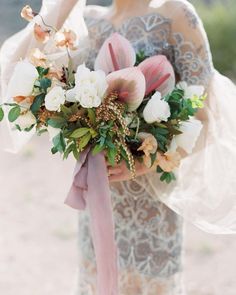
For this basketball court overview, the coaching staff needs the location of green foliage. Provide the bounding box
[47,117,67,128]
[0,106,4,122]
[52,132,66,154]
[191,0,236,78]
[70,127,91,139]
[30,94,45,115]
[8,106,21,122]
[40,77,52,91]
[36,66,49,77]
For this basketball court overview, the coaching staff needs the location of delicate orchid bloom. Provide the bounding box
[137,132,158,168]
[156,151,181,172]
[138,55,175,96]
[106,67,146,111]
[54,29,78,50]
[29,48,47,67]
[21,5,36,22]
[34,24,50,44]
[95,33,136,74]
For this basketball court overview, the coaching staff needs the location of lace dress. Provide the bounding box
[76,2,212,295]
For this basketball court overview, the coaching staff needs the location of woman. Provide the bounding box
[1,0,236,295]
[76,0,211,294]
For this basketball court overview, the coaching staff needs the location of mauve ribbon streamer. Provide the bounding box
[65,149,118,295]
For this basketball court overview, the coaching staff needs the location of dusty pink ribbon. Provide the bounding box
[65,149,118,295]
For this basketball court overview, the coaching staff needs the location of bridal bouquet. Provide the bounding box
[0,5,206,183]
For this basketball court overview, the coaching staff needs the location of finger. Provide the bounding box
[108,167,122,175]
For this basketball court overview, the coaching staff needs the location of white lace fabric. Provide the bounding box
[78,179,184,295]
[75,1,213,293]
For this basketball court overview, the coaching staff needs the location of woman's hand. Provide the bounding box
[107,160,156,183]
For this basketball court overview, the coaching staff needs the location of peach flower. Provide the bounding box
[54,29,77,50]
[34,24,50,44]
[156,151,181,172]
[13,96,35,105]
[21,5,36,22]
[29,48,47,67]
[137,133,158,168]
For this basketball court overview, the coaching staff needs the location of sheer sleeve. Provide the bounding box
[139,0,236,234]
[0,0,87,152]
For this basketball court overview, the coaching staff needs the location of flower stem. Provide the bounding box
[38,14,57,32]
[135,117,140,139]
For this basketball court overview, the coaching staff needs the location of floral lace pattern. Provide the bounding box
[75,3,213,294]
[78,178,184,295]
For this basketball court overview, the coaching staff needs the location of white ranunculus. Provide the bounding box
[74,64,108,108]
[171,118,203,154]
[177,81,205,99]
[143,91,170,123]
[47,126,61,141]
[15,111,36,129]
[7,60,38,98]
[45,86,65,111]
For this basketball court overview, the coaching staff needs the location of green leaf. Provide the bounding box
[48,117,66,128]
[107,148,117,166]
[36,66,49,77]
[52,132,66,153]
[0,106,4,122]
[60,105,72,117]
[72,145,80,160]
[51,146,58,154]
[8,106,21,122]
[156,166,163,173]
[15,124,22,131]
[160,172,176,184]
[24,125,35,132]
[40,78,52,91]
[63,143,74,159]
[160,172,168,182]
[70,127,90,139]
[78,133,92,150]
[88,109,96,125]
[92,144,105,156]
[30,94,45,114]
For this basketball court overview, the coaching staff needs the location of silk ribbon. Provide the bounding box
[65,149,118,295]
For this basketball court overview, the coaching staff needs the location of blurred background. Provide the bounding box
[0,1,235,295]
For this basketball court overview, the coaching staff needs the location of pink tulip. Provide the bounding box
[106,67,146,111]
[95,33,136,74]
[138,55,175,96]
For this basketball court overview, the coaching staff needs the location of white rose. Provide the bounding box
[15,111,36,129]
[7,60,38,98]
[45,86,65,111]
[65,88,76,102]
[47,126,61,141]
[170,118,203,154]
[143,91,170,123]
[74,64,108,108]
[177,81,205,99]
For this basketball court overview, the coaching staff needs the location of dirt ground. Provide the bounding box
[0,135,235,295]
